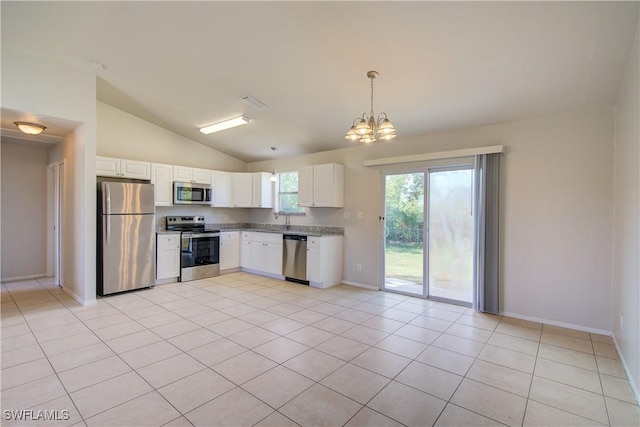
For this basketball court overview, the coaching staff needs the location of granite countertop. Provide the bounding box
[157,223,344,237]
[208,223,344,237]
[156,229,182,234]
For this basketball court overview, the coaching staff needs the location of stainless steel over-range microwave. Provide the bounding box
[173,181,212,205]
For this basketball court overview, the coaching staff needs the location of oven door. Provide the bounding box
[180,232,220,282]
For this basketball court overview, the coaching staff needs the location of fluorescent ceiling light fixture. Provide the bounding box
[199,116,250,135]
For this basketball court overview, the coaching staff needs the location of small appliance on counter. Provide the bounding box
[97,180,156,296]
[165,216,220,282]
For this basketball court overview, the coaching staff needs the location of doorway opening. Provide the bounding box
[47,160,65,287]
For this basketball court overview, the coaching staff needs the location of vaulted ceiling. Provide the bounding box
[2,2,638,162]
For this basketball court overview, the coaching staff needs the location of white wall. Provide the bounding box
[98,102,252,226]
[612,26,639,401]
[1,141,49,280]
[249,109,615,332]
[2,52,97,304]
[97,102,246,171]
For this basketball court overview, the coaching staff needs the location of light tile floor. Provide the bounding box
[1,273,639,427]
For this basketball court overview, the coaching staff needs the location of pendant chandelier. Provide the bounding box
[345,70,396,143]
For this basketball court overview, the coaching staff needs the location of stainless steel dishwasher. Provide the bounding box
[282,234,309,284]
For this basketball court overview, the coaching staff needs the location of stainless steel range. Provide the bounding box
[166,216,220,282]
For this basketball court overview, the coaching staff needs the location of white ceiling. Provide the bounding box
[2,2,638,162]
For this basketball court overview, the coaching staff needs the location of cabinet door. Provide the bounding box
[151,163,173,206]
[250,241,267,271]
[264,243,283,276]
[307,248,321,283]
[297,166,313,207]
[220,232,240,270]
[240,232,252,268]
[173,166,193,182]
[311,164,344,207]
[232,173,253,207]
[96,156,120,177]
[121,159,151,180]
[192,168,212,185]
[157,234,180,280]
[306,237,322,283]
[252,172,273,208]
[211,171,231,207]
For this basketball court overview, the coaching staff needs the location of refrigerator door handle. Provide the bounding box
[105,215,111,245]
[105,183,111,215]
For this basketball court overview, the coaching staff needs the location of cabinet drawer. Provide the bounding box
[251,232,283,244]
[221,231,239,242]
[307,237,321,248]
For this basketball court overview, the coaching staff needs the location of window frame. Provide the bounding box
[275,171,306,215]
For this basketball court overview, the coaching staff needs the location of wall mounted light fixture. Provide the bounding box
[14,121,47,135]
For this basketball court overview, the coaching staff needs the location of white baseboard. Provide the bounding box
[341,280,379,290]
[62,286,96,306]
[500,311,611,336]
[612,335,640,406]
[1,273,47,282]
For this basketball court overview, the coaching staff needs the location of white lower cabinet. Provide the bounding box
[240,232,252,268]
[220,231,240,271]
[243,232,283,278]
[306,236,343,288]
[156,233,180,281]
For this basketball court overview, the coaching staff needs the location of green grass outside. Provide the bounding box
[385,243,423,284]
[385,242,471,287]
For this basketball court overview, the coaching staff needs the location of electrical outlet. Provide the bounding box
[343,211,350,219]
[620,313,624,330]
[358,210,363,219]
[357,263,362,271]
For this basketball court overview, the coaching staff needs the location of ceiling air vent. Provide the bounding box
[241,95,268,110]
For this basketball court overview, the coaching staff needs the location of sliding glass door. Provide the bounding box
[381,164,475,305]
[383,172,426,297]
[427,169,474,303]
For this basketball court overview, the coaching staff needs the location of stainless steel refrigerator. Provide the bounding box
[97,181,155,296]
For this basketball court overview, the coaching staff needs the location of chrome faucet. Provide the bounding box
[275,210,290,230]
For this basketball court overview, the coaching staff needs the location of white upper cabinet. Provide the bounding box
[232,173,253,207]
[96,156,151,180]
[211,171,231,207]
[298,163,344,207]
[252,172,273,208]
[193,168,212,184]
[297,166,314,207]
[173,166,211,184]
[151,163,174,206]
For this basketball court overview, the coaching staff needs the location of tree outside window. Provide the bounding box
[277,172,305,214]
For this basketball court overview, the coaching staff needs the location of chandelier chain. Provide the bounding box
[370,76,375,116]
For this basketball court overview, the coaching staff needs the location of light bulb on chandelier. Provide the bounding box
[345,71,396,143]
